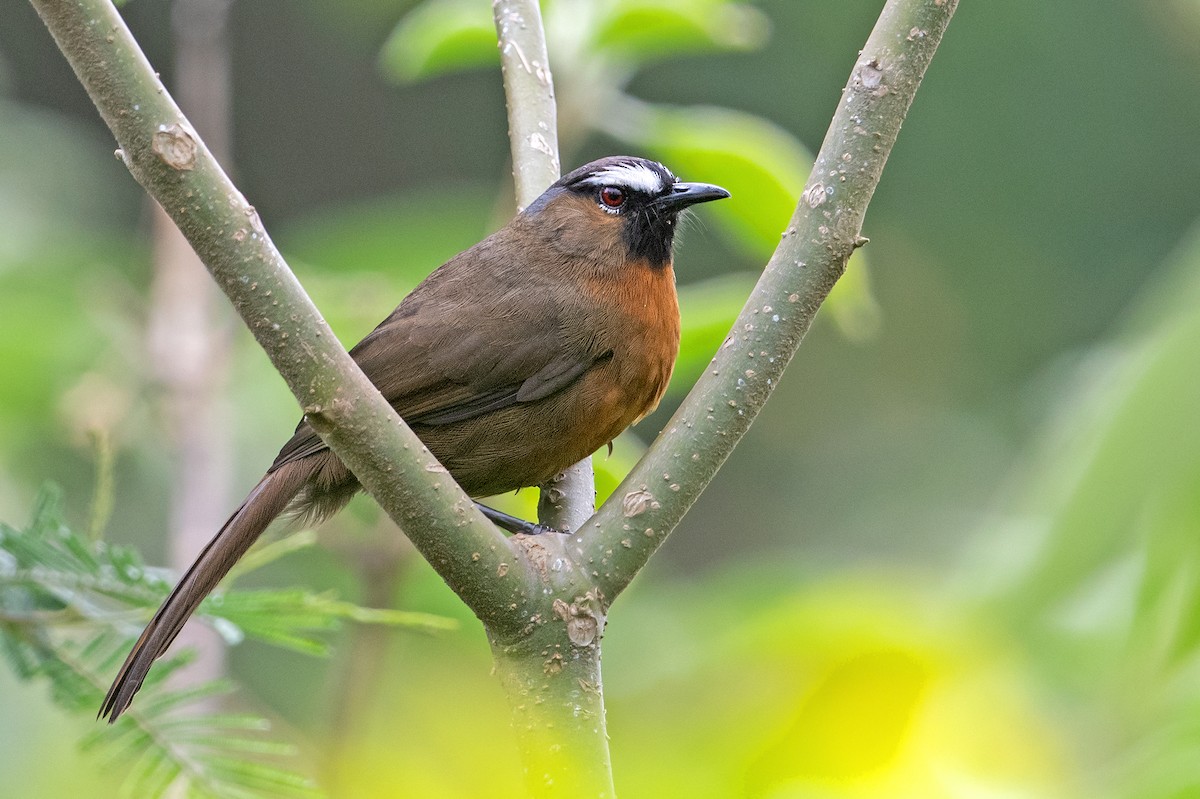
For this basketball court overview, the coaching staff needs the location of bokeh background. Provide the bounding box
[4,0,1200,796]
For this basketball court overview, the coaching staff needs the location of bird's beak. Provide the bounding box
[656,181,731,211]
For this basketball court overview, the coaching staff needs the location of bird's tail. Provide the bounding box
[99,459,311,722]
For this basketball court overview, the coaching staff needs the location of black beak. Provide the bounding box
[656,181,731,212]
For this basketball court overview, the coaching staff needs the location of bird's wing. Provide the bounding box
[270,250,599,472]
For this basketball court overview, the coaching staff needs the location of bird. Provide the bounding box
[99,155,729,722]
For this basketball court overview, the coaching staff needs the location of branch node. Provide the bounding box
[551,592,605,648]
[856,58,886,94]
[151,123,197,170]
[621,489,657,518]
[802,182,830,209]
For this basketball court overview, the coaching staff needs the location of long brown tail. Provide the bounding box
[100,459,312,722]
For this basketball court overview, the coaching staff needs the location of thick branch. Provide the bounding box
[490,615,613,797]
[31,0,534,634]
[582,0,960,596]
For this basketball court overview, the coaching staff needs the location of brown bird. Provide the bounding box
[100,155,729,722]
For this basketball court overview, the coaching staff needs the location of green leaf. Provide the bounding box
[591,0,768,62]
[380,0,767,84]
[381,0,497,82]
[635,104,811,259]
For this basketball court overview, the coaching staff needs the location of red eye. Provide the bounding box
[599,186,625,208]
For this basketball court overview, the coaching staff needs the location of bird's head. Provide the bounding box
[522,156,730,270]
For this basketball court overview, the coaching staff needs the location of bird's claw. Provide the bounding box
[474,502,560,535]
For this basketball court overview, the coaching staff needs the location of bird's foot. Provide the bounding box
[475,502,560,535]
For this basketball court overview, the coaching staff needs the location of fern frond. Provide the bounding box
[2,485,455,798]
[1,487,323,798]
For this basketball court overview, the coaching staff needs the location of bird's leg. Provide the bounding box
[475,502,559,535]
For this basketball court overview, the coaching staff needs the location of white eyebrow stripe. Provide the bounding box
[581,163,666,194]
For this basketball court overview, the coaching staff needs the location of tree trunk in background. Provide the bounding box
[147,0,235,703]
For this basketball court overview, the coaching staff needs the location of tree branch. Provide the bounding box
[493,0,597,535]
[29,0,535,634]
[494,0,560,206]
[582,0,960,597]
[490,5,614,795]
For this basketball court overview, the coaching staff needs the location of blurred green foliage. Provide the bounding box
[0,485,451,798]
[1,488,308,798]
[382,0,768,82]
[3,0,1200,797]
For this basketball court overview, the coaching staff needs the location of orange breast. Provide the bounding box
[579,259,680,428]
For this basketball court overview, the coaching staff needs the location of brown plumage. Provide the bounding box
[100,156,728,722]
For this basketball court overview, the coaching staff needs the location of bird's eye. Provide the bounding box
[599,186,626,209]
